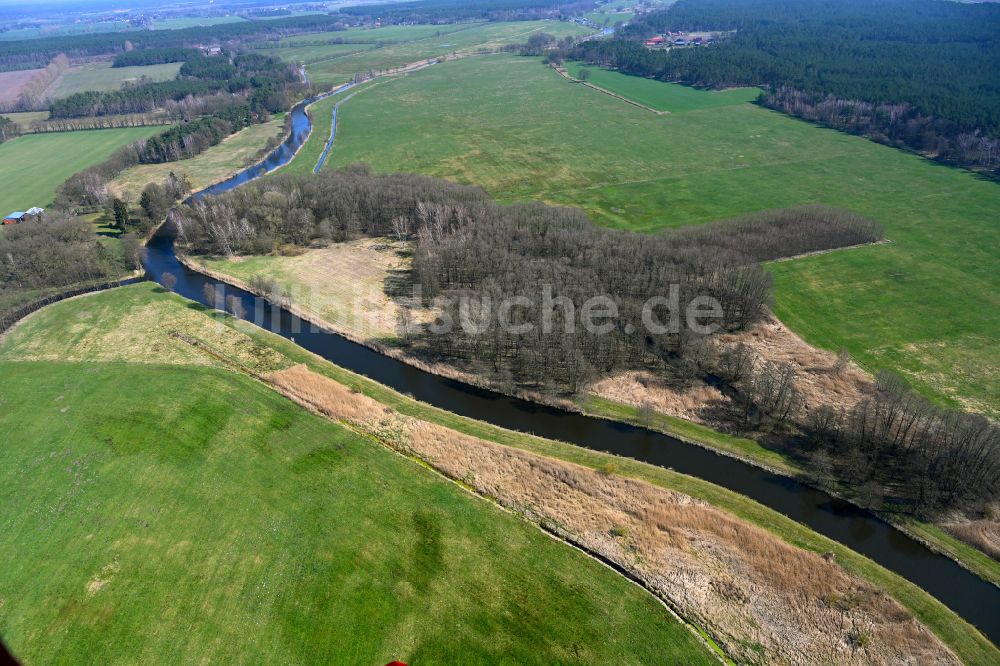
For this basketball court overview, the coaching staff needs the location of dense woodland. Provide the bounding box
[569,0,1000,171]
[175,168,876,389]
[112,47,201,68]
[0,212,137,292]
[0,15,344,72]
[170,167,999,515]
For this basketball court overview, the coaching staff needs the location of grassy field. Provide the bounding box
[0,285,714,664]
[266,21,593,88]
[46,61,182,99]
[109,115,285,201]
[324,54,999,417]
[0,110,49,124]
[4,284,994,663]
[0,126,164,214]
[151,15,247,29]
[565,61,759,112]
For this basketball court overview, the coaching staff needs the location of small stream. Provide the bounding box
[144,89,1000,646]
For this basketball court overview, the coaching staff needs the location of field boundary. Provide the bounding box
[552,64,668,115]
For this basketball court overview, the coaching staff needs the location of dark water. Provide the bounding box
[144,93,1000,647]
[192,82,354,200]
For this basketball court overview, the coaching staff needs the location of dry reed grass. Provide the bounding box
[942,520,1000,560]
[267,363,957,665]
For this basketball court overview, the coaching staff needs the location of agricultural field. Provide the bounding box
[324,54,999,416]
[109,114,286,201]
[0,68,42,104]
[0,110,49,124]
[265,20,593,88]
[0,21,130,41]
[0,126,164,214]
[44,61,183,99]
[151,15,247,30]
[0,284,713,664]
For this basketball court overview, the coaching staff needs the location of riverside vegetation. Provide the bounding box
[173,167,999,523]
[1,282,994,664]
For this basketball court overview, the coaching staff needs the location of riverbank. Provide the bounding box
[5,282,996,664]
[178,246,1000,591]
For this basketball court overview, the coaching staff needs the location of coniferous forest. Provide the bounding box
[569,0,1000,170]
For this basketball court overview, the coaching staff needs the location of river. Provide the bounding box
[143,90,1000,646]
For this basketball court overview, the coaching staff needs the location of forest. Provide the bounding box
[50,53,298,119]
[169,167,1000,516]
[569,0,1000,170]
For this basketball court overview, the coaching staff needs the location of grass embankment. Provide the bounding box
[325,53,999,419]
[0,287,714,664]
[5,284,993,663]
[108,114,286,201]
[280,81,380,177]
[45,61,183,99]
[0,126,163,214]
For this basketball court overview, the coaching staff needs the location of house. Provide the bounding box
[644,35,666,46]
[25,206,43,219]
[674,38,688,46]
[3,212,25,225]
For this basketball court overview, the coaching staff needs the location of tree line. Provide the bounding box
[705,341,999,516]
[0,14,345,72]
[112,47,200,68]
[567,0,1000,172]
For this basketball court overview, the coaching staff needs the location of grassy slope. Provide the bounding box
[109,115,285,201]
[326,54,999,418]
[47,62,182,99]
[0,126,163,213]
[6,284,991,663]
[0,290,713,664]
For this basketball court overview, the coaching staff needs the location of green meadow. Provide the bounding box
[324,54,999,416]
[3,283,994,664]
[0,126,164,214]
[0,284,713,665]
[47,61,182,99]
[564,60,759,112]
[267,21,592,88]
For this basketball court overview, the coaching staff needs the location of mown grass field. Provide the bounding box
[0,126,164,214]
[325,54,999,417]
[0,284,714,664]
[4,284,993,663]
[109,114,285,201]
[46,61,182,99]
[565,60,759,112]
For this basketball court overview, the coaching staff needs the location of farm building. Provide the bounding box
[3,207,43,224]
